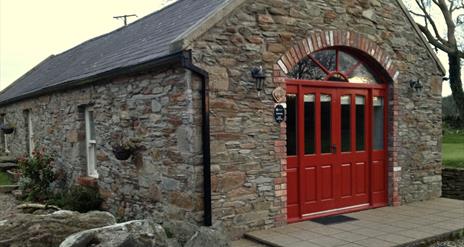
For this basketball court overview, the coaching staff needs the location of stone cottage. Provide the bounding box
[0,0,445,238]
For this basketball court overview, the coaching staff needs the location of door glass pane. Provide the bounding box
[356,96,365,151]
[373,96,384,150]
[321,94,332,153]
[313,50,337,71]
[349,64,378,84]
[287,94,297,156]
[304,94,315,154]
[341,95,351,152]
[339,51,359,73]
[288,57,326,80]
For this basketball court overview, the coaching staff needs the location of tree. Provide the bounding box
[408,0,464,126]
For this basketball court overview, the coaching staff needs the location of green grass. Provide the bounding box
[0,171,12,185]
[443,131,464,168]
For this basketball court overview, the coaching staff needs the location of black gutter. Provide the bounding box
[0,52,185,107]
[180,50,212,227]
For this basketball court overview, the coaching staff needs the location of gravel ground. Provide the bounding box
[0,192,18,219]
[428,238,464,247]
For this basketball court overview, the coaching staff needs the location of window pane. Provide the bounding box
[341,95,351,152]
[356,96,365,151]
[349,64,378,84]
[304,94,315,154]
[88,111,96,140]
[288,57,326,80]
[313,50,336,71]
[339,51,359,73]
[287,94,297,156]
[373,97,384,150]
[321,94,332,153]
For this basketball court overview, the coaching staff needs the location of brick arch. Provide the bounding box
[275,30,399,82]
[271,31,402,224]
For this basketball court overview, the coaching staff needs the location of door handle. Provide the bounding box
[331,144,337,154]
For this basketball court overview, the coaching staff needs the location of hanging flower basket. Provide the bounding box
[112,145,133,161]
[1,125,15,134]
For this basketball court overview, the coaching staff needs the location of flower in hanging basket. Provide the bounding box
[111,140,137,161]
[1,123,15,134]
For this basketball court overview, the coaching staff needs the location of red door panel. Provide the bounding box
[287,168,299,220]
[320,165,334,200]
[286,82,387,222]
[304,167,317,203]
[355,162,367,195]
[372,160,385,192]
[340,163,352,197]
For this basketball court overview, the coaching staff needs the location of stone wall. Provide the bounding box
[0,0,445,239]
[0,66,205,224]
[189,0,443,237]
[442,168,464,200]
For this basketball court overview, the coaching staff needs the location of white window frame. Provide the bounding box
[26,110,34,156]
[4,135,8,154]
[85,108,98,178]
[2,116,9,154]
[2,125,10,154]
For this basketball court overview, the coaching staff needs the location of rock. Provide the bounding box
[0,210,116,247]
[162,220,198,246]
[0,156,16,163]
[162,220,230,247]
[184,223,230,247]
[0,185,18,193]
[362,9,376,21]
[0,162,18,170]
[60,220,168,247]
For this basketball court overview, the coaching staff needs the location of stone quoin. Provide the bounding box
[0,0,445,239]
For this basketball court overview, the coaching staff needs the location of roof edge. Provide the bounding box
[395,0,446,75]
[0,52,185,107]
[0,55,55,96]
[169,0,247,53]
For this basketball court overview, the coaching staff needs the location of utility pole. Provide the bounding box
[113,14,137,26]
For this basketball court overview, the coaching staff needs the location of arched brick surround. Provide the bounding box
[272,30,401,224]
[275,31,399,81]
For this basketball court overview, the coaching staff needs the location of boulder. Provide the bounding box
[0,162,18,170]
[0,210,116,247]
[184,224,230,247]
[0,156,16,163]
[60,220,168,247]
[162,220,198,246]
[163,221,230,247]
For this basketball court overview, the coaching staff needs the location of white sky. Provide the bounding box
[0,0,459,96]
[0,0,170,91]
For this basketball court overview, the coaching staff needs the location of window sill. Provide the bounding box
[77,176,98,187]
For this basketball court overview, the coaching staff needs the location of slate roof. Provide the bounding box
[0,0,228,104]
[0,0,445,105]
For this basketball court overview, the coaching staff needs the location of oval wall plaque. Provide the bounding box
[274,104,285,123]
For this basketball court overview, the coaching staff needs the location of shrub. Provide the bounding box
[17,150,55,202]
[49,186,103,213]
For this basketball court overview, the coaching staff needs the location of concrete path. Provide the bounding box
[239,198,463,247]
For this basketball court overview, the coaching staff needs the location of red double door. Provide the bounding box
[286,82,387,222]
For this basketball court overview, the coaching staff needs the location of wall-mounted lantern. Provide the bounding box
[251,66,266,94]
[409,79,423,96]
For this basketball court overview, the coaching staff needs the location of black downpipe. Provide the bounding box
[180,50,212,226]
